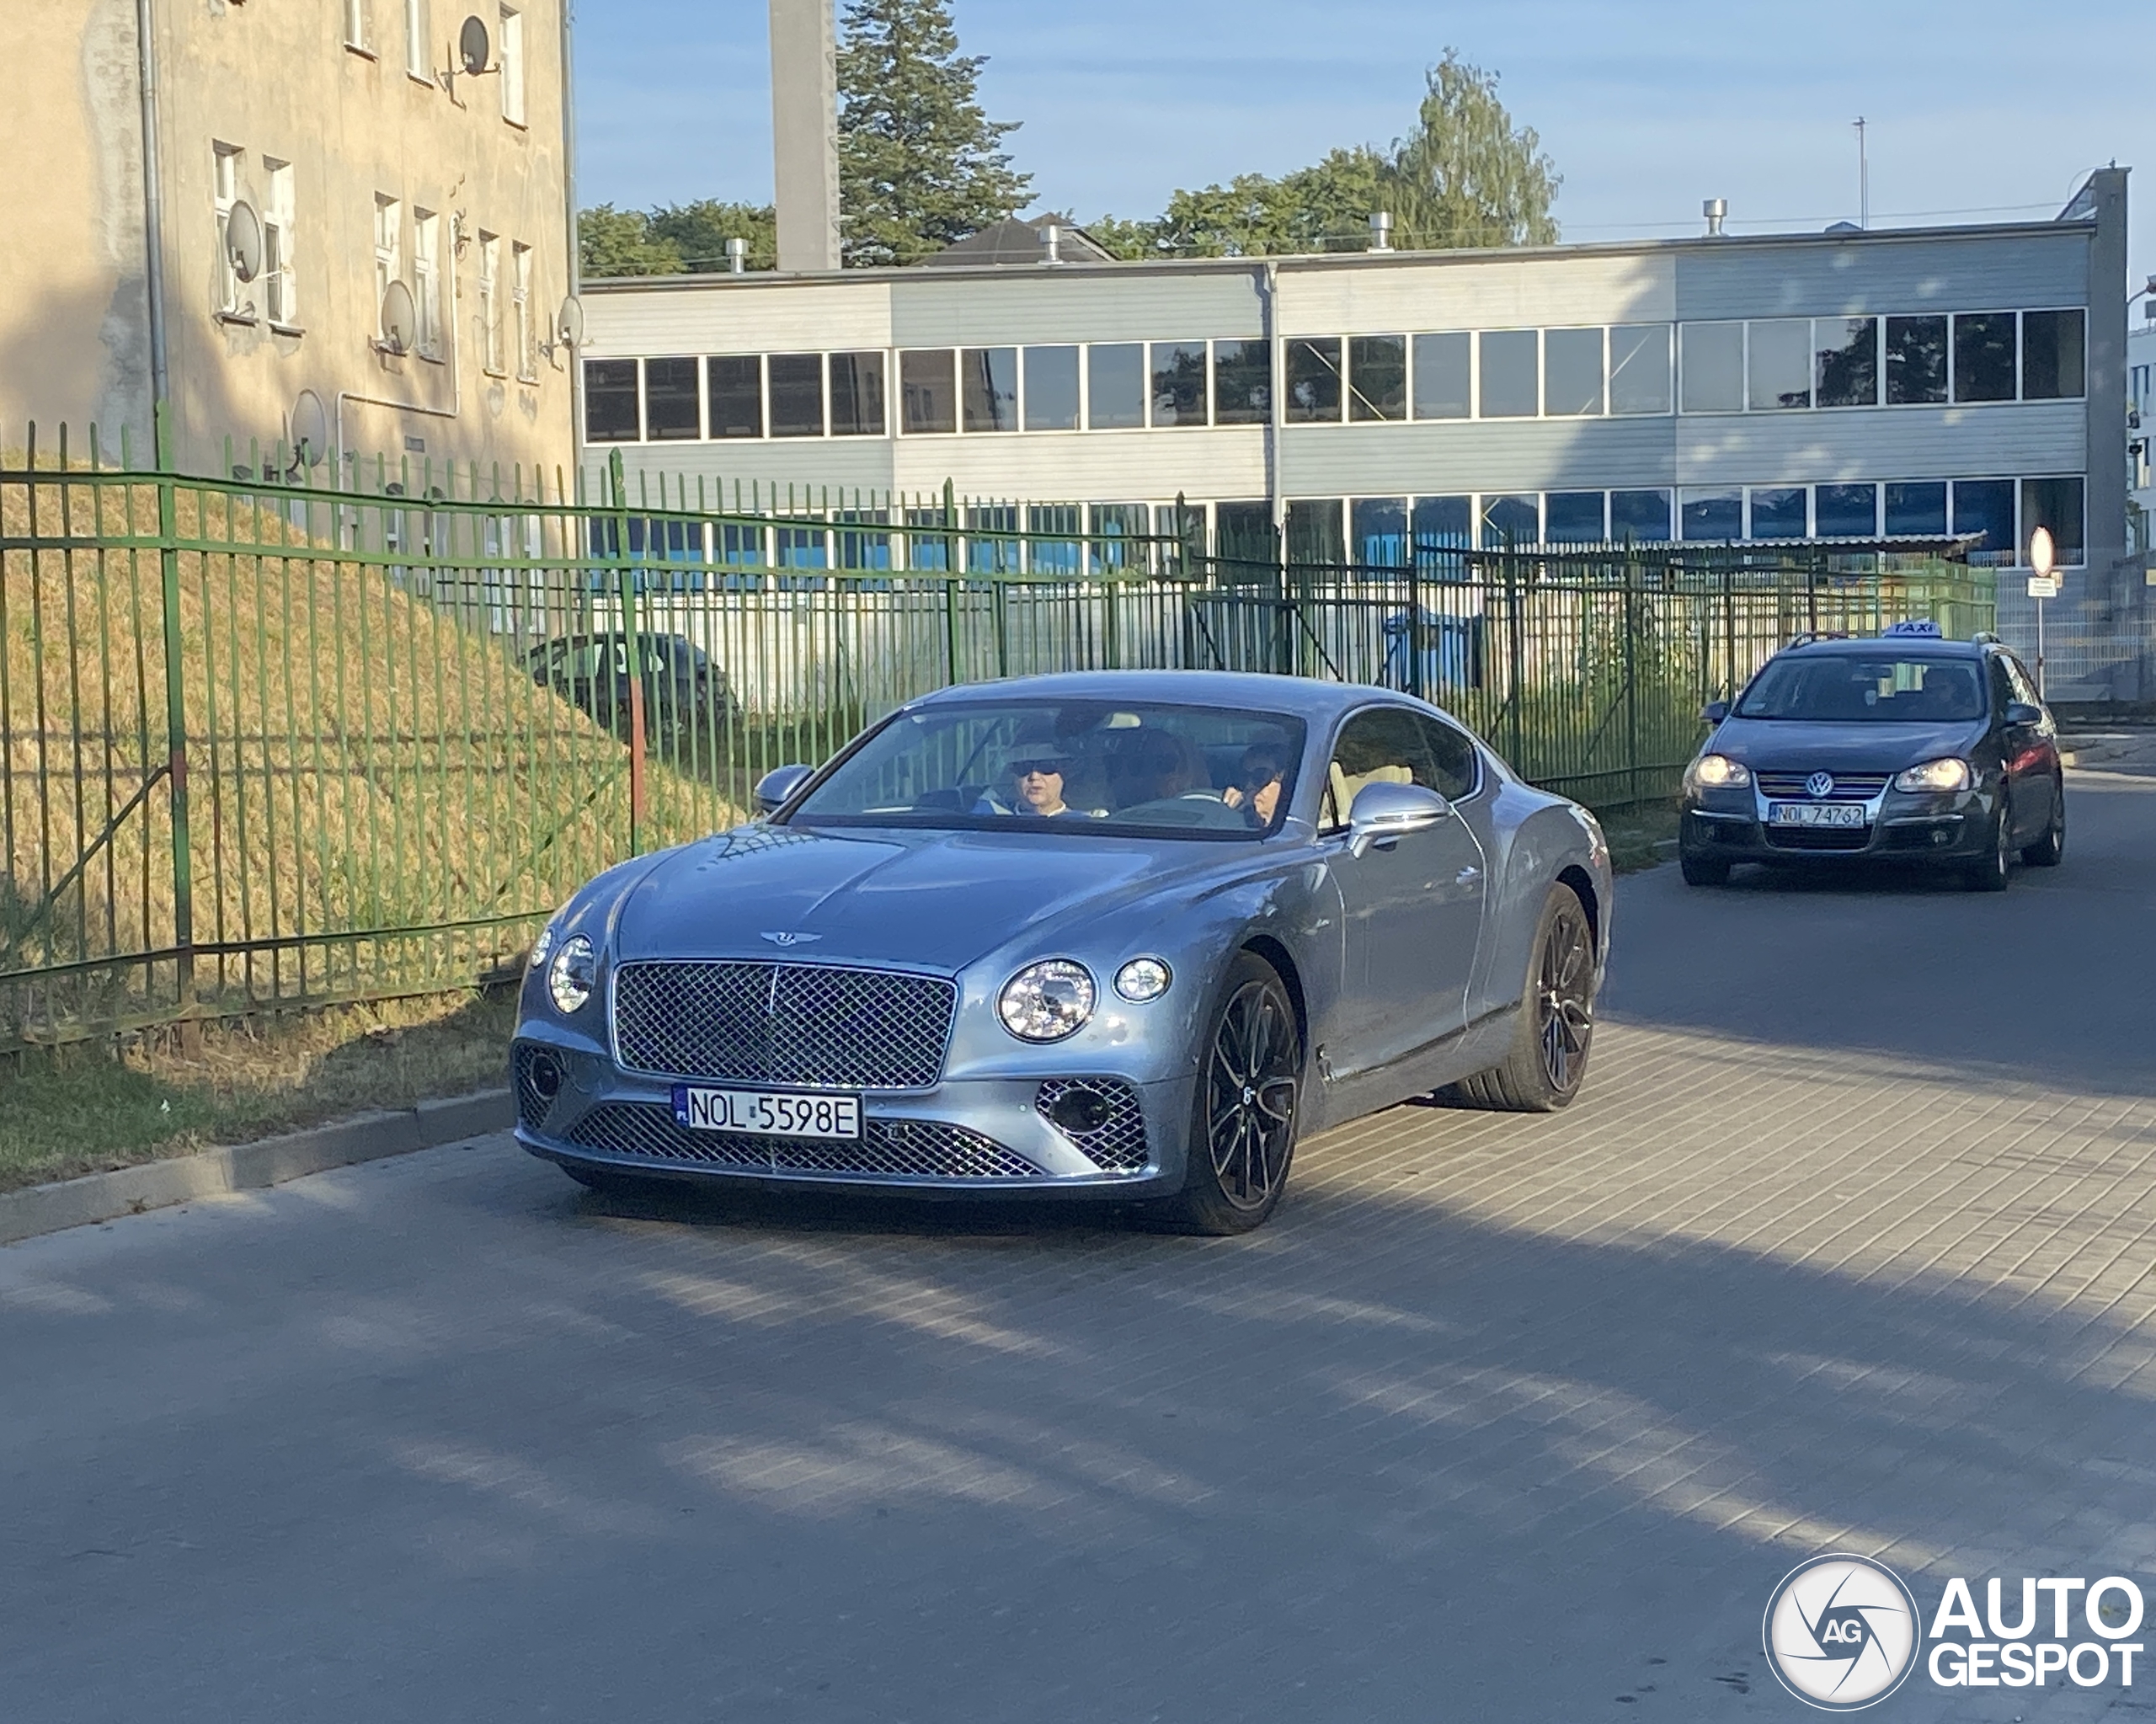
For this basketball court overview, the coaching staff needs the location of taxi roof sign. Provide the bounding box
[1882,618,1944,638]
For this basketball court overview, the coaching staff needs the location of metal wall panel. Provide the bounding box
[1278,417,1680,494]
[1278,251,1677,334]
[1674,231,2091,320]
[1674,402,2084,485]
[584,280,897,355]
[889,269,1265,345]
[604,440,901,499]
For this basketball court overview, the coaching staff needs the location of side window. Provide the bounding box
[2004,656,2041,708]
[1988,657,2016,716]
[1412,714,1480,801]
[1322,707,1435,829]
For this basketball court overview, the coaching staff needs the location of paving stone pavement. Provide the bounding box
[3,748,2154,1723]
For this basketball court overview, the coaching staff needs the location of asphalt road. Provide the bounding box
[4,745,2154,1723]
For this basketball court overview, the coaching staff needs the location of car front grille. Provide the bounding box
[1036,1079,1151,1174]
[512,1043,560,1132]
[1756,771,1891,802]
[560,1103,1043,1180]
[1763,825,1873,852]
[611,961,957,1090]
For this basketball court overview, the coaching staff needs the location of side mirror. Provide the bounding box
[2004,702,2042,727]
[1346,780,1452,858]
[1701,699,1731,725]
[753,763,814,816]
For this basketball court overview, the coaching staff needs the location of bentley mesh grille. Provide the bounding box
[1036,1079,1151,1174]
[561,1104,1041,1180]
[611,961,957,1089]
[512,1044,558,1132]
[1756,771,1891,802]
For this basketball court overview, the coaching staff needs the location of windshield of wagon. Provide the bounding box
[1734,654,1987,723]
[785,701,1308,839]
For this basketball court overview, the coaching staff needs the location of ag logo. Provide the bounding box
[1764,1554,1921,1711]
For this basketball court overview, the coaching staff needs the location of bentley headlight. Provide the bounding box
[527,920,558,971]
[1894,757,1972,793]
[547,935,598,1015]
[1113,958,1172,1002]
[1685,753,1751,789]
[998,960,1096,1042]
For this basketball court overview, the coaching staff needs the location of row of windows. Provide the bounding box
[342,0,526,124]
[589,473,2084,580]
[583,307,2088,444]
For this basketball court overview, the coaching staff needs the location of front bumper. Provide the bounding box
[1679,786,1993,865]
[510,1038,1195,1199]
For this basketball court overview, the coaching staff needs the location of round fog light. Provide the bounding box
[1113,957,1171,1002]
[1049,1086,1113,1134]
[529,1052,563,1099]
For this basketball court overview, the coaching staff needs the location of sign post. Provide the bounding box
[2025,526,2057,697]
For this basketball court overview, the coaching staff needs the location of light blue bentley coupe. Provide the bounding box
[511,670,1612,1234]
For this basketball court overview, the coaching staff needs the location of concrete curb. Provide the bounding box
[0,1087,514,1249]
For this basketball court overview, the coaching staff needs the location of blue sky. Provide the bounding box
[574,0,2151,285]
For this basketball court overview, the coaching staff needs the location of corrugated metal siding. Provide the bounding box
[603,440,900,498]
[1675,402,2084,485]
[1278,418,1679,494]
[1675,232,2090,320]
[889,430,1267,499]
[584,281,897,355]
[1278,253,1677,334]
[889,270,1264,345]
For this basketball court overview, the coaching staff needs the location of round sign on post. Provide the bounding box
[2025,526,2060,600]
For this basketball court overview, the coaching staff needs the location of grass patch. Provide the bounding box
[1595,799,1679,874]
[0,986,516,1194]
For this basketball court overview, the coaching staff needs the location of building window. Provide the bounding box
[899,350,956,434]
[1022,346,1079,431]
[1884,315,1948,404]
[1544,491,1605,542]
[213,142,243,313]
[1284,499,1344,564]
[1086,344,1144,430]
[584,359,638,441]
[1480,493,1539,547]
[1953,313,2016,403]
[960,346,1017,432]
[1218,500,1277,562]
[643,356,700,440]
[413,210,440,356]
[1150,340,1209,427]
[1609,488,1672,542]
[1212,339,1272,425]
[1608,326,1671,415]
[1348,335,1406,422]
[1680,488,1742,541]
[1411,332,1470,419]
[498,6,526,125]
[262,157,294,325]
[1476,330,1539,419]
[1814,317,1878,408]
[477,230,502,372]
[1542,328,1604,416]
[344,0,371,51]
[1679,322,1743,413]
[374,195,403,339]
[707,355,763,438]
[405,0,429,77]
[512,241,535,380]
[1885,481,1947,537]
[2021,310,2085,400]
[769,352,826,436]
[2020,476,2084,563]
[1412,495,1472,553]
[830,351,886,435]
[1748,486,1807,538]
[1951,478,2016,555]
[1747,319,1811,410]
[1283,339,1342,424]
[1815,483,1878,537]
[1350,497,1408,566]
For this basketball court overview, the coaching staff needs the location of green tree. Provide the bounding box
[579,204,683,278]
[836,0,1032,265]
[1385,51,1560,248]
[645,200,779,271]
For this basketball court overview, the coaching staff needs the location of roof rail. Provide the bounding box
[1971,630,2003,645]
[1782,630,1852,648]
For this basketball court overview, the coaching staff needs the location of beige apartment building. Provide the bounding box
[0,0,577,487]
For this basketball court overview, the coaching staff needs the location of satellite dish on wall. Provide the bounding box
[226,199,264,284]
[556,295,584,348]
[290,390,328,469]
[458,14,492,76]
[380,280,418,355]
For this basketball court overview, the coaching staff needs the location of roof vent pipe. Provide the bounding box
[725,236,748,275]
[1043,222,1062,265]
[1369,210,1393,252]
[1703,198,1728,238]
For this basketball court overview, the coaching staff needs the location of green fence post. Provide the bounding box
[608,447,643,856]
[1621,556,1640,806]
[153,401,197,1041]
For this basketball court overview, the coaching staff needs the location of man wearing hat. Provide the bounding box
[973,738,1076,818]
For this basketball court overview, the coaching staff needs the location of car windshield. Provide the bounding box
[1735,654,1986,723]
[787,700,1308,839]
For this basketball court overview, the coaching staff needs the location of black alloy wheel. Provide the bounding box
[2021,779,2065,867]
[1165,953,1302,1236]
[1444,885,1597,1113]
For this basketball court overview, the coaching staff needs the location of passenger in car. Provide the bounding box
[1223,742,1291,827]
[1107,730,1223,811]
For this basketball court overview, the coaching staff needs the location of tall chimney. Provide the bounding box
[1369,211,1394,252]
[769,0,841,271]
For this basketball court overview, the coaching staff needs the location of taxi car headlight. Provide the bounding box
[1893,757,1972,793]
[1685,753,1751,789]
[547,935,598,1015]
[998,960,1096,1042]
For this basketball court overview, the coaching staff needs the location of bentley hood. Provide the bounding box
[611,825,1244,973]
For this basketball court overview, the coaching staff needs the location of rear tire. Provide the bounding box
[2020,780,2065,867]
[1679,849,1731,887]
[1443,885,1597,1113]
[1159,953,1302,1236]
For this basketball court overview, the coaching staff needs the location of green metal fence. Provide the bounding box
[1,419,1993,1052]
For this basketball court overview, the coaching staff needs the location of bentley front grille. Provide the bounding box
[561,1104,1043,1180]
[1036,1079,1151,1174]
[611,961,957,1090]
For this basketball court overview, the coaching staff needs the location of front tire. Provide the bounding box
[1964,800,2014,892]
[2020,780,2065,867]
[1161,953,1303,1236]
[1679,848,1731,887]
[1444,885,1597,1113]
